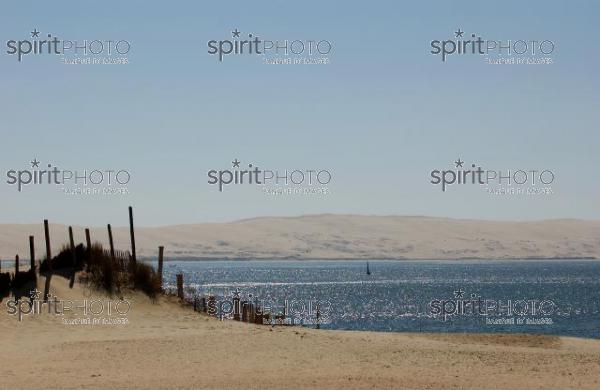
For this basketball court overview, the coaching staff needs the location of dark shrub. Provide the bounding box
[129,261,162,300]
[36,242,161,300]
[80,244,161,300]
[83,244,128,296]
[39,244,87,274]
[11,269,37,289]
[0,273,10,298]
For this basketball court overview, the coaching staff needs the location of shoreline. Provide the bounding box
[5,257,600,267]
[3,257,599,267]
[137,256,600,261]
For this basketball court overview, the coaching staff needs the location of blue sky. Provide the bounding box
[0,0,598,226]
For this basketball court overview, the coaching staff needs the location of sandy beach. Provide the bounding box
[1,275,599,390]
[1,215,600,260]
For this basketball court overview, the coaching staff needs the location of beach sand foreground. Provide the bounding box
[1,276,599,389]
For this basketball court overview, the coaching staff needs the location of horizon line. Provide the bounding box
[0,213,598,229]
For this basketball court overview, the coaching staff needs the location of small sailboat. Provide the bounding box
[366,261,371,275]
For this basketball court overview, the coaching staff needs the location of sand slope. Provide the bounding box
[1,215,600,260]
[1,276,600,389]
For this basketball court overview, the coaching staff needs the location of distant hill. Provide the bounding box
[1,215,599,260]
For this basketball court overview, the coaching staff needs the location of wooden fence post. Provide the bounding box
[233,295,241,321]
[241,301,248,322]
[255,301,264,325]
[29,236,35,272]
[107,224,115,259]
[43,219,53,302]
[68,227,77,288]
[248,302,255,323]
[158,246,164,287]
[128,206,136,265]
[176,273,183,300]
[85,228,92,251]
[316,303,321,330]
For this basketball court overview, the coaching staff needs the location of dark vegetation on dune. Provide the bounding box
[0,264,37,300]
[0,272,10,298]
[11,269,37,289]
[40,244,87,274]
[39,243,161,299]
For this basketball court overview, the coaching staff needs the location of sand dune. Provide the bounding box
[1,215,600,260]
[1,276,600,389]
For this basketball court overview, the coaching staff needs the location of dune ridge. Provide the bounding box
[1,214,599,260]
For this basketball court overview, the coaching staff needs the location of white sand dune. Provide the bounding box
[1,215,599,260]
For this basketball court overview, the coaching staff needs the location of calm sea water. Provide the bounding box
[159,260,600,338]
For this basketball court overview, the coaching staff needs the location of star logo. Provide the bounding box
[30,289,42,300]
[31,29,40,38]
[453,289,465,298]
[232,159,241,168]
[454,158,464,168]
[455,29,464,38]
[31,158,40,168]
[232,29,241,38]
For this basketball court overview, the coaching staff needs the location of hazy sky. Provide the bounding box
[1,0,598,226]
